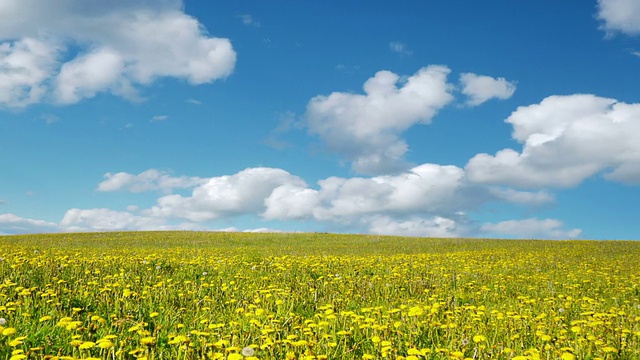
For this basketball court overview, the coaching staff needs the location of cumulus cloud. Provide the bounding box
[0,38,60,108]
[0,213,59,234]
[2,162,579,236]
[466,94,640,188]
[597,0,640,36]
[59,208,202,232]
[97,169,205,193]
[367,215,462,238]
[263,163,499,224]
[0,0,236,107]
[459,73,516,106]
[305,66,454,174]
[488,188,554,206]
[480,218,582,239]
[145,167,307,221]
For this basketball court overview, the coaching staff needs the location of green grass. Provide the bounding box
[0,231,638,360]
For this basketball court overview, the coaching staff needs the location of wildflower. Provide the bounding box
[2,328,16,336]
[140,337,156,346]
[0,318,6,325]
[473,335,487,343]
[241,346,255,356]
[79,341,96,349]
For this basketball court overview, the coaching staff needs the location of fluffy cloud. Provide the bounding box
[97,169,205,193]
[367,215,462,238]
[0,38,60,108]
[597,0,640,36]
[145,167,307,221]
[459,73,516,106]
[480,218,582,239]
[466,95,640,188]
[305,66,454,174]
[488,188,554,206]
[59,208,202,232]
[0,213,59,234]
[0,0,236,107]
[263,163,472,222]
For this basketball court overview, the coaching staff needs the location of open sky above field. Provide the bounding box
[1,0,639,239]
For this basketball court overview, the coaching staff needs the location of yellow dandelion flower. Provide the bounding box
[2,328,17,336]
[79,341,96,349]
[140,337,156,346]
[473,335,487,343]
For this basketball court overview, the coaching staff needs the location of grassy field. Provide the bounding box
[0,232,638,359]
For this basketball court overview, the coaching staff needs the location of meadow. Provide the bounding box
[0,231,638,360]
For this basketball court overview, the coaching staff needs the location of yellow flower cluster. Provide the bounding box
[0,231,638,359]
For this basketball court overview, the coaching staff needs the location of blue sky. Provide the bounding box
[1,0,639,239]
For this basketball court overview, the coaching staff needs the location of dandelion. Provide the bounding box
[79,341,96,349]
[473,335,487,343]
[140,337,156,346]
[242,347,255,356]
[0,318,6,325]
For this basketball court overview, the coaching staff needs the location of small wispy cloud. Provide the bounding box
[238,14,260,27]
[264,111,301,149]
[186,98,202,105]
[632,50,640,58]
[41,113,59,124]
[389,41,413,56]
[151,115,169,122]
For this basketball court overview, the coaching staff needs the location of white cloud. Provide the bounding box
[597,0,640,36]
[459,73,516,106]
[59,208,202,232]
[466,94,640,187]
[0,38,60,108]
[0,213,59,234]
[145,167,307,221]
[2,162,578,236]
[60,208,162,231]
[305,66,454,174]
[55,47,131,103]
[481,218,582,239]
[97,169,205,193]
[389,42,412,56]
[0,0,236,107]
[263,163,481,222]
[41,113,59,124]
[488,187,554,206]
[152,115,169,122]
[367,215,462,237]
